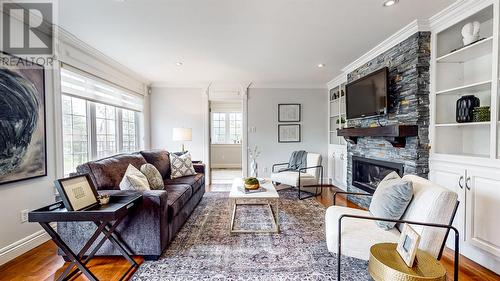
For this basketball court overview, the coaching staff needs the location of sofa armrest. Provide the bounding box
[193,163,205,174]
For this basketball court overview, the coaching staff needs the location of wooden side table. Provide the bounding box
[369,243,446,281]
[29,193,142,281]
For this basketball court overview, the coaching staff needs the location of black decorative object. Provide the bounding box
[0,52,47,185]
[456,95,480,123]
[54,174,99,211]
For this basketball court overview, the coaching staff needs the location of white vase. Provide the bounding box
[250,159,258,178]
[461,21,480,46]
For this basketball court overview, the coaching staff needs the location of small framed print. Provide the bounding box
[396,224,421,267]
[278,124,301,143]
[278,104,301,122]
[54,174,99,211]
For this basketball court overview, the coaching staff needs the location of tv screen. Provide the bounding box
[346,67,388,119]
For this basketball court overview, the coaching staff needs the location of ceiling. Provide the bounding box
[58,0,455,87]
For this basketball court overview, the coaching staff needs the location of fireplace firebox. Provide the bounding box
[351,156,404,194]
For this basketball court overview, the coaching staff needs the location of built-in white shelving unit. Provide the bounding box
[329,84,347,145]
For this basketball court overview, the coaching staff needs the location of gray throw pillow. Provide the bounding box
[369,171,413,230]
[140,163,164,190]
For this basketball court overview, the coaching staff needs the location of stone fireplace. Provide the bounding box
[352,156,404,194]
[345,31,431,208]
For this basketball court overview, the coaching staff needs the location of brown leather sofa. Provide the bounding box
[56,150,205,260]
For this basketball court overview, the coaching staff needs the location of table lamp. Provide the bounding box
[172,128,192,152]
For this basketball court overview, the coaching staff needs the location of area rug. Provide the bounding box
[132,190,371,280]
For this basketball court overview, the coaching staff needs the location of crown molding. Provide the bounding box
[57,26,149,94]
[340,19,430,75]
[150,82,209,89]
[151,81,327,90]
[326,73,347,89]
[249,82,327,89]
[429,0,493,33]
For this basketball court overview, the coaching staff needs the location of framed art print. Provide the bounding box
[396,224,421,267]
[54,174,99,211]
[0,52,47,185]
[278,104,301,122]
[278,124,301,143]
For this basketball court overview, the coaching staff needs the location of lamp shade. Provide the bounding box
[172,128,192,141]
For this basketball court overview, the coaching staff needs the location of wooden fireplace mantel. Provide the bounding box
[336,125,418,148]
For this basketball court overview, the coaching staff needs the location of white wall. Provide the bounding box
[0,70,57,265]
[150,87,205,160]
[211,145,242,168]
[247,88,327,178]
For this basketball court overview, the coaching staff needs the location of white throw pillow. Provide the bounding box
[170,152,196,179]
[119,164,151,191]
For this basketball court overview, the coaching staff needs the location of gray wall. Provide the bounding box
[150,87,205,160]
[247,88,327,178]
[346,32,431,207]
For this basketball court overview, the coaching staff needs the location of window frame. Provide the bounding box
[211,112,242,145]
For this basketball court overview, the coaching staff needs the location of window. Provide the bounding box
[211,112,242,144]
[121,109,138,153]
[60,67,144,175]
[62,95,89,175]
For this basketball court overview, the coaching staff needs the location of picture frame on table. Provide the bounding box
[396,223,421,267]
[278,104,301,122]
[278,124,301,143]
[54,174,99,211]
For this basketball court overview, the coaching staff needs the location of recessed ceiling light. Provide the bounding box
[383,0,398,7]
[317,63,325,68]
[176,62,183,66]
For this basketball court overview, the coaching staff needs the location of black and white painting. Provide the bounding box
[278,124,301,143]
[0,52,46,184]
[278,104,301,122]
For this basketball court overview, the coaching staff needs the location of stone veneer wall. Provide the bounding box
[346,32,431,208]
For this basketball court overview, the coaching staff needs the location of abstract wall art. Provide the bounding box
[0,52,46,185]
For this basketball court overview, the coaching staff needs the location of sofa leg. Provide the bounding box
[143,255,160,261]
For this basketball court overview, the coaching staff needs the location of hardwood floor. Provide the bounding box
[0,184,498,281]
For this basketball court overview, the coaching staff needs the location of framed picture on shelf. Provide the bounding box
[396,224,421,267]
[54,174,100,211]
[278,104,301,122]
[278,124,301,143]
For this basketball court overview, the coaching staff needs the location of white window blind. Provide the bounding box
[61,66,144,112]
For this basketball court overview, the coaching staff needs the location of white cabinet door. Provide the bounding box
[429,163,466,249]
[465,167,500,257]
[331,147,347,190]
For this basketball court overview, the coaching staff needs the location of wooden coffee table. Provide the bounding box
[229,178,279,234]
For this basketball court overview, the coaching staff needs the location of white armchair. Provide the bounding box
[325,175,460,280]
[271,152,323,200]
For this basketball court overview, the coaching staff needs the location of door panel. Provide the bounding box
[466,168,500,257]
[429,164,466,249]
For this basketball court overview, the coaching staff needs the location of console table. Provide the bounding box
[29,193,143,281]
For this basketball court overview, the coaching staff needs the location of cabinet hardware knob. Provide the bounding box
[465,177,471,190]
[458,176,464,189]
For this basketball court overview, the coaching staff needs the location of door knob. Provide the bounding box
[458,176,464,189]
[465,177,471,190]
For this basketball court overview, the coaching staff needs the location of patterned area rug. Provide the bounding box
[132,190,371,280]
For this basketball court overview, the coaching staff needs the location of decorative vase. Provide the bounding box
[461,21,480,46]
[250,159,258,178]
[456,95,480,123]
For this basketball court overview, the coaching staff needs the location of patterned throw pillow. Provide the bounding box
[140,163,164,190]
[119,164,151,191]
[170,152,196,179]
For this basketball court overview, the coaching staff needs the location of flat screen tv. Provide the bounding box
[346,67,388,119]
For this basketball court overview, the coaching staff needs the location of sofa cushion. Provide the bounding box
[369,172,413,230]
[164,184,193,218]
[325,205,400,260]
[77,153,147,190]
[140,163,164,190]
[140,150,171,179]
[170,153,196,179]
[164,173,204,194]
[120,164,151,191]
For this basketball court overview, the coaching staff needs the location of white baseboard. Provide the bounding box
[211,164,242,169]
[0,223,55,266]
